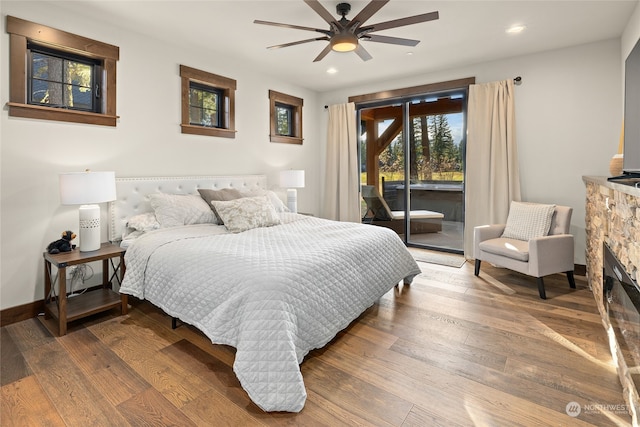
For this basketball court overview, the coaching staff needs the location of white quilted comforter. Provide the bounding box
[120,213,420,412]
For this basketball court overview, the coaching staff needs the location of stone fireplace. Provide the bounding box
[583,176,639,423]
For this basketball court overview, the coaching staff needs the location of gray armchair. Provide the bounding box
[473,205,576,299]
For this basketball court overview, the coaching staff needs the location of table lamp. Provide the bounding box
[59,170,116,252]
[279,170,305,213]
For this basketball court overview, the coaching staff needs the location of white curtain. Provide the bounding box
[464,79,521,257]
[322,102,361,222]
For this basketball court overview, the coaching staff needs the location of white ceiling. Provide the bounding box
[56,0,638,92]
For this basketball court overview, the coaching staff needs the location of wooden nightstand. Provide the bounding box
[43,242,128,336]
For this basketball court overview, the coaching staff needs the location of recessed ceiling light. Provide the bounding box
[506,24,526,34]
[326,67,338,74]
[406,52,414,56]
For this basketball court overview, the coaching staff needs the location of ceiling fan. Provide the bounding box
[254,0,439,62]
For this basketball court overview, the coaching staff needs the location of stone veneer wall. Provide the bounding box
[583,176,639,422]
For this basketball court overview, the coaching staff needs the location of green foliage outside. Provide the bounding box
[361,170,463,184]
[189,87,219,127]
[31,53,93,109]
[361,113,463,184]
[276,105,291,136]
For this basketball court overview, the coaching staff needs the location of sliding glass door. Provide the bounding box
[358,88,468,253]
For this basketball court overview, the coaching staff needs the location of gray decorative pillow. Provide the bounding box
[211,196,281,233]
[501,201,556,241]
[198,188,244,223]
[148,193,218,228]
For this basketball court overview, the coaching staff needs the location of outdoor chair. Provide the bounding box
[361,185,444,234]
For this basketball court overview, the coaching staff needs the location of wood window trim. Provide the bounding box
[6,16,119,127]
[352,77,475,190]
[269,90,303,145]
[348,77,476,104]
[180,65,236,139]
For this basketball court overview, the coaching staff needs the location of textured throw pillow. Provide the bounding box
[126,212,160,232]
[501,201,556,241]
[241,188,289,213]
[211,195,281,233]
[148,193,218,228]
[198,188,244,223]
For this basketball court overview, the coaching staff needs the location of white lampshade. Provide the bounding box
[59,171,116,205]
[280,170,305,214]
[279,170,305,189]
[59,171,116,252]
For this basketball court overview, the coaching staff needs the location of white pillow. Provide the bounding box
[501,201,556,241]
[148,193,218,228]
[211,195,281,233]
[241,189,289,213]
[126,212,160,232]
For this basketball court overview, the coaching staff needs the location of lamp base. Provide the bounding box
[79,204,101,252]
[286,189,298,213]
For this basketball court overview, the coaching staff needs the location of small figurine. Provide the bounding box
[47,230,77,254]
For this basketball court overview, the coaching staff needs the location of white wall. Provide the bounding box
[0,2,321,310]
[319,38,623,265]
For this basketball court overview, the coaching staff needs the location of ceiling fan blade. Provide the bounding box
[354,44,373,61]
[304,0,339,27]
[267,37,330,50]
[364,34,420,47]
[362,11,439,33]
[349,0,389,29]
[254,19,327,34]
[313,43,333,62]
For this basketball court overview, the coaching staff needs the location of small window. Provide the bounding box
[28,43,101,112]
[269,90,303,144]
[180,65,236,138]
[275,103,293,136]
[189,82,223,128]
[6,16,119,126]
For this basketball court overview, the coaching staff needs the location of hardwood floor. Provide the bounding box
[1,256,634,426]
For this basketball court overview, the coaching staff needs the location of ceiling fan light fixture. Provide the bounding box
[254,1,440,62]
[331,33,358,52]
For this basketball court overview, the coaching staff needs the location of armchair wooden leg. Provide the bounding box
[566,271,576,289]
[474,259,481,276]
[536,277,547,299]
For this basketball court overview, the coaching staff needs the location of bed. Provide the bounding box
[109,175,421,412]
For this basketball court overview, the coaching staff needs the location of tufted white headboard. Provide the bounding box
[108,175,268,242]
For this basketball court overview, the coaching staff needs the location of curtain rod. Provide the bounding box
[324,76,523,108]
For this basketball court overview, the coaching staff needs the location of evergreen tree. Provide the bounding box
[428,114,459,178]
[375,113,461,183]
